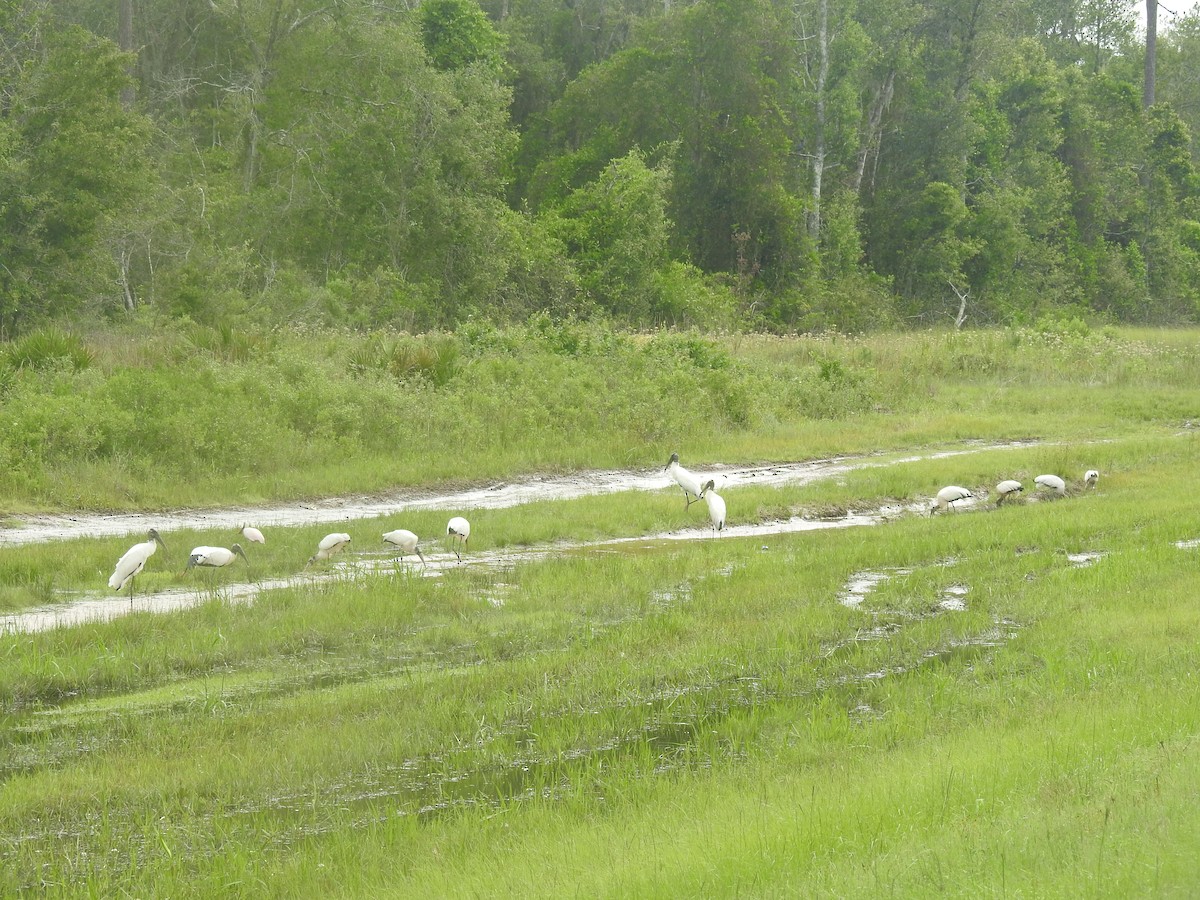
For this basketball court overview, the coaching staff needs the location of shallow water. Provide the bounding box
[0,510,902,634]
[0,441,1039,634]
[0,442,1035,547]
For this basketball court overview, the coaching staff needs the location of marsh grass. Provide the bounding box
[2,328,1200,895]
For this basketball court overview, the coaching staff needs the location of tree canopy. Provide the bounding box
[3,0,1199,333]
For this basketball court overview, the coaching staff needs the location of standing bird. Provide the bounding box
[446,516,470,561]
[699,479,727,534]
[1034,474,1067,496]
[995,480,1024,506]
[665,452,705,509]
[307,532,352,566]
[109,528,167,602]
[930,485,973,515]
[383,528,426,566]
[240,525,266,545]
[186,544,248,570]
[1084,469,1100,489]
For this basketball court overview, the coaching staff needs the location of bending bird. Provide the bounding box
[383,528,426,566]
[446,516,471,561]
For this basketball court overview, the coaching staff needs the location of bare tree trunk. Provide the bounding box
[807,0,829,243]
[950,281,969,329]
[1143,0,1157,108]
[851,68,894,196]
[118,0,135,109]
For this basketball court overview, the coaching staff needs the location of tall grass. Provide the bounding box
[0,322,1197,511]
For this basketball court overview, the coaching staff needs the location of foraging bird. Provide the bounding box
[995,480,1024,506]
[307,532,352,566]
[446,516,470,561]
[699,479,727,533]
[186,544,248,570]
[382,528,425,566]
[1034,474,1066,496]
[1084,469,1099,489]
[930,485,973,515]
[665,452,705,509]
[108,528,167,600]
[240,525,266,544]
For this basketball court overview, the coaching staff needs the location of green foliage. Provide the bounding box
[420,0,507,73]
[3,327,93,373]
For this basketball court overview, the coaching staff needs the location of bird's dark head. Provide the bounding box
[185,554,200,570]
[701,479,715,495]
[149,528,167,549]
[233,543,247,560]
[666,452,680,468]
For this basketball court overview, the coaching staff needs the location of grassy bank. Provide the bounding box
[0,321,1197,512]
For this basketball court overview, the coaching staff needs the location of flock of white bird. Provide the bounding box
[931,468,1100,514]
[107,517,471,600]
[107,455,1098,599]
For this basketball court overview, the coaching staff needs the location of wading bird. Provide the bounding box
[446,516,470,561]
[240,525,266,544]
[109,528,167,602]
[665,452,705,508]
[1084,469,1099,489]
[1034,474,1067,496]
[699,479,727,534]
[931,485,973,515]
[307,532,351,566]
[186,544,248,570]
[995,480,1024,506]
[382,528,425,566]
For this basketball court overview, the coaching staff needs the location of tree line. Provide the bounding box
[1,0,1198,335]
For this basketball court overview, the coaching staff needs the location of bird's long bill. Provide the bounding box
[154,535,168,551]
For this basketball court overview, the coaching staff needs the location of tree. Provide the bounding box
[0,22,151,332]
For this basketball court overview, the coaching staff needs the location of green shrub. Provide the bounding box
[4,327,93,372]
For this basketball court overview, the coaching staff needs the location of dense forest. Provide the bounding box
[1,0,1198,335]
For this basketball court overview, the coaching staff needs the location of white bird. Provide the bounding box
[446,516,470,561]
[186,544,248,570]
[108,528,167,600]
[699,479,727,533]
[240,525,266,544]
[308,532,352,566]
[665,452,705,508]
[1034,474,1066,496]
[995,480,1024,506]
[1084,469,1099,489]
[930,485,973,515]
[383,528,425,566]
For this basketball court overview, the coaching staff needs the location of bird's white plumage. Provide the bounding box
[931,485,973,513]
[995,480,1024,504]
[383,528,425,564]
[187,544,247,569]
[109,529,166,594]
[1084,469,1099,488]
[240,525,266,544]
[308,532,352,564]
[666,452,705,507]
[446,516,470,561]
[1034,474,1066,495]
[700,479,726,533]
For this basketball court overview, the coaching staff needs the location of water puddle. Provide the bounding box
[839,569,913,608]
[0,442,1038,547]
[1067,551,1107,568]
[939,584,970,611]
[1174,538,1200,550]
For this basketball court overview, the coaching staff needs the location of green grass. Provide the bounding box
[2,326,1200,895]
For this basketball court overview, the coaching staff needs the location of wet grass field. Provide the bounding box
[2,328,1200,895]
